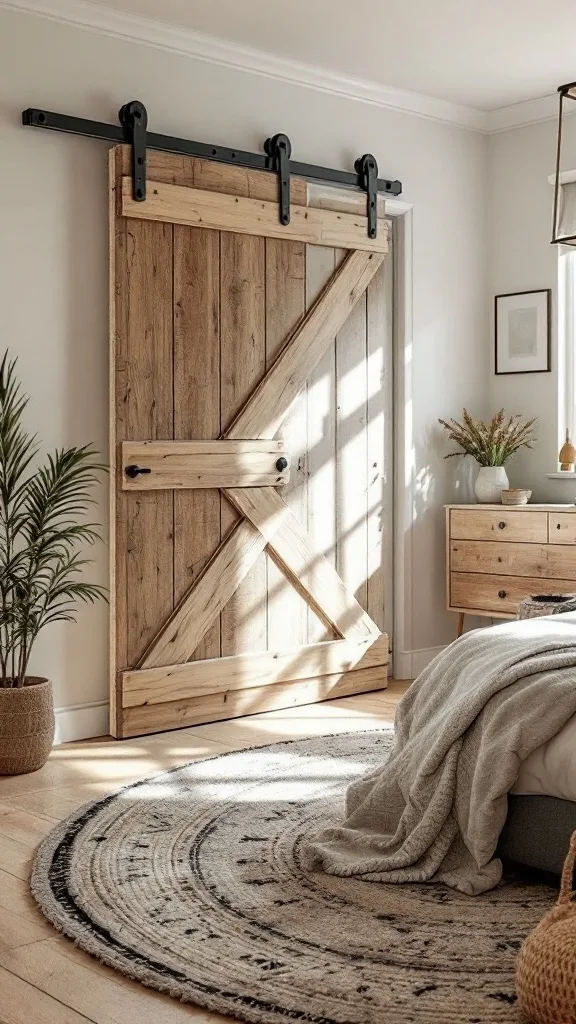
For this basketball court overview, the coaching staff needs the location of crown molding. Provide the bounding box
[485,93,560,134]
[0,0,564,135]
[0,0,488,131]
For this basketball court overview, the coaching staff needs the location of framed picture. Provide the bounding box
[495,289,551,375]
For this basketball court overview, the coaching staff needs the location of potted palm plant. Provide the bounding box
[439,408,537,503]
[0,353,106,775]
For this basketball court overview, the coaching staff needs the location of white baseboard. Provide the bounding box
[52,647,445,742]
[54,700,109,744]
[393,645,446,680]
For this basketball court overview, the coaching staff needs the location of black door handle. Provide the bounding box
[125,464,151,479]
[276,457,289,472]
[498,589,507,599]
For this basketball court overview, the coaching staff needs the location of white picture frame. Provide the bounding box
[495,289,551,375]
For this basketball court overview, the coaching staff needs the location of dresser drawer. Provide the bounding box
[450,572,576,615]
[549,512,576,545]
[450,509,547,543]
[450,540,576,580]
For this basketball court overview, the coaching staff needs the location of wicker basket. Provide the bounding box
[0,678,54,775]
[517,594,576,620]
[516,830,576,1024]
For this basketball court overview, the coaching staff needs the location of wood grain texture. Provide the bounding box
[111,154,174,680]
[122,179,388,253]
[0,966,93,1024]
[123,634,389,707]
[111,145,392,734]
[138,518,274,670]
[120,664,388,737]
[0,688,412,1023]
[265,238,308,649]
[225,487,380,640]
[220,232,268,655]
[121,440,289,489]
[450,571,576,615]
[336,255,368,609]
[450,539,576,580]
[0,835,33,880]
[549,512,576,544]
[0,937,213,1024]
[450,508,548,544]
[173,225,221,663]
[306,246,339,643]
[119,144,307,204]
[226,249,385,441]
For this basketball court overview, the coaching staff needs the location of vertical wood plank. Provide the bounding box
[220,232,267,654]
[265,239,308,649]
[173,226,221,661]
[122,219,174,668]
[111,147,174,691]
[367,251,393,633]
[306,246,339,642]
[336,255,369,610]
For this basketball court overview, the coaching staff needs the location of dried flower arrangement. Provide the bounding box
[438,409,537,467]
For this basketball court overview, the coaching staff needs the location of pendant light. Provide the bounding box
[552,82,576,245]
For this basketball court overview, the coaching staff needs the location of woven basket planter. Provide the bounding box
[516,830,576,1024]
[0,678,55,775]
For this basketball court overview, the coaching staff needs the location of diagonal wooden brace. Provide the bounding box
[136,248,384,671]
[224,249,385,440]
[225,488,380,640]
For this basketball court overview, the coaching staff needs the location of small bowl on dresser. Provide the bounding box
[501,488,532,505]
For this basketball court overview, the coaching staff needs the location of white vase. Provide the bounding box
[474,465,509,504]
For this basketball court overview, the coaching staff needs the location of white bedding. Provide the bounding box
[509,610,576,803]
[512,712,576,802]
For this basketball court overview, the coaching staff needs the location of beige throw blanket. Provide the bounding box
[304,614,576,894]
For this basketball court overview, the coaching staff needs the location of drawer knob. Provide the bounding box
[557,523,562,530]
[498,589,507,599]
[498,521,507,530]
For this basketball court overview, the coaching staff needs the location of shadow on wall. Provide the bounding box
[410,430,484,648]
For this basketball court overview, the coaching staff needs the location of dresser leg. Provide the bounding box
[457,612,465,638]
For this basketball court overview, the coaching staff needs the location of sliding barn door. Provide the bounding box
[110,145,391,738]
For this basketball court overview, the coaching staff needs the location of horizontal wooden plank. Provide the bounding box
[450,571,576,615]
[122,179,388,253]
[0,965,93,1024]
[138,516,276,670]
[226,249,385,440]
[119,663,388,737]
[450,508,548,544]
[225,487,381,640]
[119,145,308,203]
[122,633,390,707]
[450,539,576,580]
[121,439,289,490]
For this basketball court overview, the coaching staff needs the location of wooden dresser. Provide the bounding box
[446,504,576,635]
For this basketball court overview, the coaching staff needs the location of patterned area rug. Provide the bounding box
[32,730,555,1024]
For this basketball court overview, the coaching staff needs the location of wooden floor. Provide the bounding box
[0,680,409,1024]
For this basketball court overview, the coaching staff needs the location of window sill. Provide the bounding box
[546,473,576,480]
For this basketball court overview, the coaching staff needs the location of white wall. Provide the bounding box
[0,7,488,736]
[487,117,576,501]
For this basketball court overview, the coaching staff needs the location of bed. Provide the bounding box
[499,673,576,874]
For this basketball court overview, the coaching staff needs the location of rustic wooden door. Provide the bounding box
[110,146,391,738]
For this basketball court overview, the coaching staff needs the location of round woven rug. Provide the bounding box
[32,730,555,1024]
